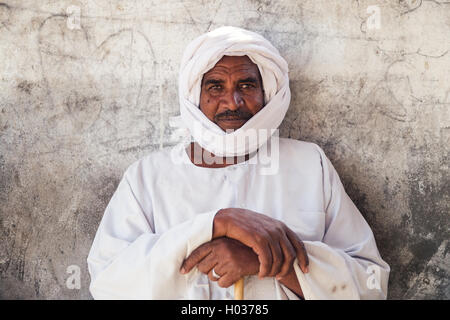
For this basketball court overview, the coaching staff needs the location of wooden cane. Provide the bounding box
[234,277,244,300]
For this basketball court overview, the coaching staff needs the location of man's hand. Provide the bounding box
[180,237,259,288]
[212,208,309,279]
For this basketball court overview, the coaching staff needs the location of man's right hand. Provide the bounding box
[212,208,309,279]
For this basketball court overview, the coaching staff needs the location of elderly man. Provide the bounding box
[87,26,390,299]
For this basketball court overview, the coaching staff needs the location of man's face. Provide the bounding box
[199,55,265,131]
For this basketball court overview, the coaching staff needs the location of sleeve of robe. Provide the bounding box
[292,144,391,300]
[86,165,217,299]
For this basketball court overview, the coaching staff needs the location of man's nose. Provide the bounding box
[221,90,244,110]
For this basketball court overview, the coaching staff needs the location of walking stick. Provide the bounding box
[234,277,244,300]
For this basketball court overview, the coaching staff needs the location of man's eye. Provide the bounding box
[240,83,255,89]
[209,85,222,91]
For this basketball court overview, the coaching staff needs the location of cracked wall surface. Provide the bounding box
[0,0,448,299]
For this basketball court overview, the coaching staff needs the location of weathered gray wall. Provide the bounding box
[0,0,448,299]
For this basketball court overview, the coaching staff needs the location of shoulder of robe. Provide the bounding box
[123,146,176,181]
[278,137,325,164]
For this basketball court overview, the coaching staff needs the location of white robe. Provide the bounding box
[87,138,390,299]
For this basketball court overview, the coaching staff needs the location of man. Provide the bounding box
[87,26,390,299]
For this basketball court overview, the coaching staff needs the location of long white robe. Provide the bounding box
[87,138,390,299]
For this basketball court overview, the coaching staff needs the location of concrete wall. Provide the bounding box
[0,0,448,299]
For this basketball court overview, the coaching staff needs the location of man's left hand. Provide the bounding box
[180,237,259,288]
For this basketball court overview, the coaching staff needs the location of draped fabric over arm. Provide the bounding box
[87,168,217,299]
[292,145,390,299]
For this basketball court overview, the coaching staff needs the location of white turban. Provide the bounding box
[176,26,291,157]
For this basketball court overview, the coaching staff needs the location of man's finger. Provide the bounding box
[197,251,217,274]
[217,273,235,289]
[207,263,223,281]
[180,243,212,274]
[237,231,273,278]
[255,241,273,278]
[286,229,309,273]
[275,233,296,278]
[267,239,283,277]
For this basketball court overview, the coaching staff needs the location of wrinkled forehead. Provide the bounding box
[202,55,263,84]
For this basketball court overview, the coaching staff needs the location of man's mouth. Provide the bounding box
[219,117,247,121]
[214,111,253,129]
[217,117,250,127]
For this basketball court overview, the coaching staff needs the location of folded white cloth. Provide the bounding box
[176,26,291,157]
